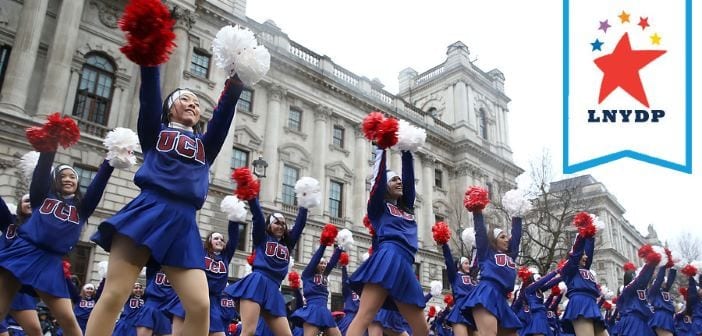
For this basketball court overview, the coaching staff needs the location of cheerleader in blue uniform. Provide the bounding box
[439,240,476,336]
[648,263,676,336]
[113,282,144,336]
[518,270,561,336]
[0,145,113,336]
[134,268,176,336]
[290,242,343,335]
[336,262,360,335]
[616,247,661,336]
[170,217,241,336]
[224,195,309,336]
[347,146,428,336]
[560,230,606,336]
[685,273,702,335]
[1,195,44,336]
[68,278,104,334]
[545,285,564,336]
[459,196,523,335]
[674,309,694,336]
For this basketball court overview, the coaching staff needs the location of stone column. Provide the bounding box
[0,0,49,113]
[312,105,330,215]
[106,84,123,128]
[454,81,468,124]
[443,84,454,124]
[420,153,435,247]
[260,85,285,203]
[62,67,81,115]
[161,6,195,97]
[466,85,475,127]
[352,127,368,227]
[37,0,86,116]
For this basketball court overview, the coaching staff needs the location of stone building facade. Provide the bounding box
[0,0,522,309]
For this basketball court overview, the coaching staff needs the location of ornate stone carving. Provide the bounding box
[314,105,331,122]
[90,1,120,29]
[170,5,197,30]
[267,84,286,102]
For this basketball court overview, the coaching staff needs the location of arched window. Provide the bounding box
[479,108,488,139]
[73,53,115,132]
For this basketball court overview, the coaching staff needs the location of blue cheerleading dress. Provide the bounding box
[336,265,361,335]
[441,244,475,328]
[674,312,694,336]
[460,211,523,330]
[614,260,658,336]
[432,307,454,336]
[0,152,112,298]
[113,294,144,336]
[545,292,563,336]
[91,66,244,269]
[68,278,104,333]
[349,148,426,311]
[686,276,702,335]
[518,271,560,336]
[169,219,240,333]
[290,245,342,330]
[134,268,176,335]
[560,234,605,333]
[224,197,308,317]
[648,266,676,333]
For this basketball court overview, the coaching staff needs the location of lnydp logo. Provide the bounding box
[563,0,691,173]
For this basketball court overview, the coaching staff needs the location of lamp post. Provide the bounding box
[252,155,268,178]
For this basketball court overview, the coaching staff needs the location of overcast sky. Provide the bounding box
[246,0,702,247]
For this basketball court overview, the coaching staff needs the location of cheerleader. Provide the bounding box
[336,258,360,335]
[224,193,309,336]
[544,285,564,336]
[134,268,176,336]
[616,247,661,336]
[0,140,113,336]
[460,189,523,336]
[68,278,104,334]
[648,259,676,336]
[439,240,476,336]
[290,240,343,336]
[347,145,428,336]
[370,308,411,336]
[515,270,560,336]
[170,213,241,336]
[113,282,145,336]
[684,270,702,335]
[673,303,693,336]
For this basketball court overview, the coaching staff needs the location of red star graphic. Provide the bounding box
[638,17,650,30]
[593,33,665,107]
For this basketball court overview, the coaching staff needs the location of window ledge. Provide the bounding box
[283,126,308,140]
[433,186,447,193]
[328,144,350,157]
[237,107,260,121]
[182,70,216,89]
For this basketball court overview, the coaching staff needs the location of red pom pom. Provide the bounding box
[339,252,349,266]
[320,224,339,246]
[638,245,654,259]
[228,323,238,335]
[550,285,561,296]
[119,0,176,66]
[611,296,617,304]
[246,251,255,266]
[63,260,72,278]
[645,250,661,265]
[623,261,636,272]
[444,294,454,306]
[432,221,451,245]
[463,186,489,212]
[603,300,612,310]
[375,117,399,149]
[288,271,301,289]
[681,264,698,277]
[26,126,56,152]
[665,248,674,268]
[362,214,375,236]
[572,212,593,228]
[578,224,597,238]
[362,112,385,141]
[231,167,260,201]
[679,287,688,297]
[428,305,436,318]
[45,113,80,149]
[518,266,533,284]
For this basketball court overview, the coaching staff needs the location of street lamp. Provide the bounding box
[252,155,268,178]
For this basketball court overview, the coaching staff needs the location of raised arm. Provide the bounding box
[202,75,245,164]
[665,268,677,291]
[688,276,698,309]
[293,287,304,310]
[30,151,56,208]
[223,220,242,264]
[563,234,588,276]
[287,207,309,251]
[79,160,114,220]
[0,196,12,232]
[137,66,164,150]
[324,246,342,277]
[66,278,80,304]
[541,275,562,291]
[624,262,656,293]
[441,244,458,282]
[302,244,327,279]
[526,270,559,294]
[367,147,387,219]
[95,278,106,300]
[341,266,351,298]
[648,266,667,297]
[508,217,523,260]
[400,151,415,208]
[248,198,266,246]
[473,211,489,262]
[584,236,595,269]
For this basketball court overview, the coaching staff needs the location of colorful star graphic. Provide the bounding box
[593,33,666,107]
[591,39,604,51]
[618,10,630,23]
[650,33,662,45]
[638,17,650,30]
[598,20,611,33]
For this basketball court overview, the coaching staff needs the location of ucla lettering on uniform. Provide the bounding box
[264,241,290,261]
[39,199,79,224]
[154,272,171,286]
[220,298,235,308]
[386,203,415,221]
[155,130,206,164]
[494,254,516,268]
[313,274,327,286]
[636,289,647,300]
[579,269,596,282]
[662,292,670,301]
[205,257,227,274]
[461,275,472,285]
[587,109,665,122]
[129,298,142,309]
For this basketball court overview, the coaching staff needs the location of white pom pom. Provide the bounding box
[529,267,541,281]
[234,46,270,86]
[212,25,270,85]
[362,252,370,262]
[558,282,567,293]
[5,203,16,216]
[672,250,686,269]
[97,261,109,278]
[104,128,140,169]
[461,227,475,248]
[590,213,605,231]
[19,151,40,180]
[336,229,355,251]
[295,177,321,209]
[590,269,597,278]
[392,119,426,152]
[139,267,146,277]
[501,189,533,217]
[243,264,252,276]
[220,195,248,222]
[430,280,443,297]
[605,290,614,300]
[652,246,668,267]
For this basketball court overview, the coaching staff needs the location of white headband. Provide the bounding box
[460,257,469,265]
[83,284,95,291]
[386,170,399,182]
[269,213,286,225]
[167,89,196,109]
[53,165,78,181]
[493,228,504,238]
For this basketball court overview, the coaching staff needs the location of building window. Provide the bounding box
[329,181,343,218]
[288,108,302,131]
[73,53,116,128]
[0,45,11,92]
[434,169,443,188]
[236,222,247,251]
[486,182,494,200]
[332,125,345,148]
[67,243,93,284]
[479,108,488,139]
[282,165,299,206]
[238,88,253,112]
[414,263,421,279]
[73,165,98,195]
[231,147,249,169]
[435,215,445,223]
[331,293,344,312]
[190,49,210,78]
